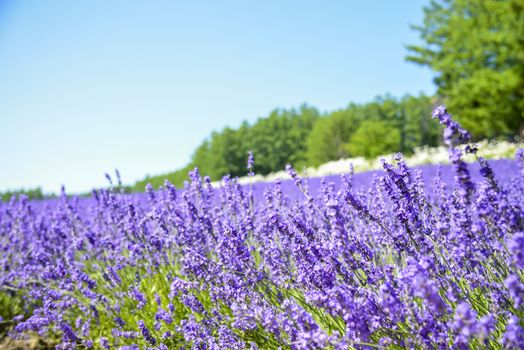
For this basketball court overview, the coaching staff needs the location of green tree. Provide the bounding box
[406,0,524,138]
[399,94,440,150]
[306,107,359,166]
[346,119,401,158]
[190,140,216,178]
[249,105,319,173]
[0,187,45,201]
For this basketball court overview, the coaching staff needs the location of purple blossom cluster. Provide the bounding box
[1,106,524,349]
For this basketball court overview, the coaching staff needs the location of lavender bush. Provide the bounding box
[1,106,524,349]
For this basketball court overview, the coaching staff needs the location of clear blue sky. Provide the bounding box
[0,0,435,194]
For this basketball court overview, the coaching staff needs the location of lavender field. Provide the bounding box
[1,108,524,349]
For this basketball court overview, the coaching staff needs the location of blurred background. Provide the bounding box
[0,0,522,198]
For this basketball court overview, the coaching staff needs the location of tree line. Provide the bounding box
[133,94,441,190]
[0,188,46,202]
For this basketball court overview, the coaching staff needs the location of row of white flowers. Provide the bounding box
[214,139,524,186]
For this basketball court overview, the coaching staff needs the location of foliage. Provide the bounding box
[248,105,319,174]
[406,0,524,138]
[345,119,401,159]
[306,108,359,166]
[306,94,439,164]
[0,292,25,338]
[0,188,45,202]
[399,94,441,150]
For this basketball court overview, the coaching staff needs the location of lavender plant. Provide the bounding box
[1,106,523,349]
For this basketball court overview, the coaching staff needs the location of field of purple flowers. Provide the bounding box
[1,107,524,349]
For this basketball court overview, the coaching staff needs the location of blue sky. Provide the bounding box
[0,0,435,194]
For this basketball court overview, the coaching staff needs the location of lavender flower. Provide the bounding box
[503,316,524,349]
[138,320,156,345]
[432,105,470,147]
[505,274,524,308]
[2,105,524,349]
[507,231,524,269]
[59,322,79,343]
[247,151,255,176]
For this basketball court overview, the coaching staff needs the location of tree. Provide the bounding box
[249,105,319,173]
[406,0,524,138]
[346,120,401,158]
[399,94,441,150]
[0,187,45,201]
[306,107,359,166]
